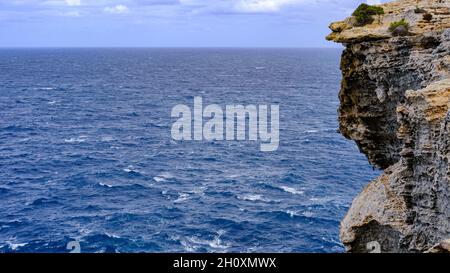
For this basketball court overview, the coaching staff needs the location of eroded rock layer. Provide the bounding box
[327,0,450,252]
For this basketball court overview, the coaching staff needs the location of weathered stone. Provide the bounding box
[328,0,450,253]
[426,239,450,253]
[329,21,349,32]
[391,25,409,36]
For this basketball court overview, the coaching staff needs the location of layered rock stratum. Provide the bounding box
[327,0,450,252]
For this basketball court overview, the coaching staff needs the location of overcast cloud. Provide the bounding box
[0,0,388,47]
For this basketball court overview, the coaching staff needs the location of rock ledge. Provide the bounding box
[328,0,450,252]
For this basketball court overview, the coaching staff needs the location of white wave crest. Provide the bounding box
[280,186,304,195]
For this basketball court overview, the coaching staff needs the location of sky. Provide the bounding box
[0,0,387,47]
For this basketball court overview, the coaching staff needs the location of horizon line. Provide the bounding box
[0,46,342,50]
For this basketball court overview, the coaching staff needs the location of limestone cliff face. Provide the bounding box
[327,0,450,252]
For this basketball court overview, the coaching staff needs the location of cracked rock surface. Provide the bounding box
[327,0,450,252]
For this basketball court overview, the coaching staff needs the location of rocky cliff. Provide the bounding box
[327,0,450,253]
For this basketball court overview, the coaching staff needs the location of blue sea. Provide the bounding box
[0,48,377,253]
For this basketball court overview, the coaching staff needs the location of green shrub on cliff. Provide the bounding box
[389,19,409,36]
[352,3,385,26]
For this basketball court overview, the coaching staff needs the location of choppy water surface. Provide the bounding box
[0,48,377,253]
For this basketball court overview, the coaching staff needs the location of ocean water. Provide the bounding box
[0,48,377,253]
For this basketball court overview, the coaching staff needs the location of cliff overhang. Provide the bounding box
[328,0,450,253]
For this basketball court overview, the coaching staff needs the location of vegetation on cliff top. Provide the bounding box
[352,3,384,26]
[389,19,410,36]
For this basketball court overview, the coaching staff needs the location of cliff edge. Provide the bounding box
[327,0,450,252]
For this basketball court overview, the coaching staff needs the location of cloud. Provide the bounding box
[176,0,325,15]
[234,0,307,13]
[104,4,129,14]
[65,0,80,6]
[0,0,389,22]
[60,10,80,16]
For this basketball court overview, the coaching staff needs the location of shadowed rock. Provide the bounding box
[327,0,450,252]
